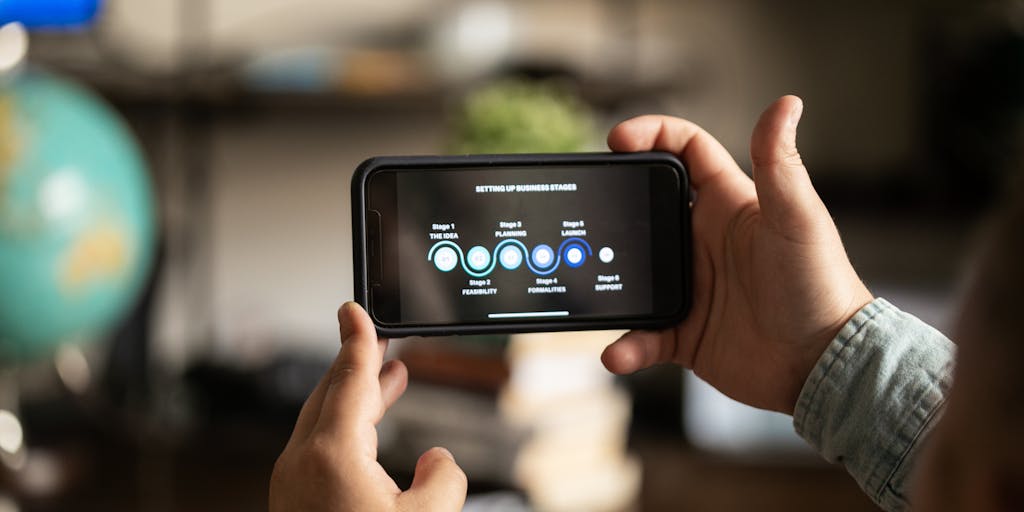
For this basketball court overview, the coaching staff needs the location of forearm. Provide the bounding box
[793,298,955,511]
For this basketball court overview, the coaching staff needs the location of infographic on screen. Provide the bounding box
[392,166,655,324]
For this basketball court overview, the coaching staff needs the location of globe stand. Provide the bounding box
[0,368,25,511]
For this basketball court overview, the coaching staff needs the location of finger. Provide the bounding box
[289,311,389,442]
[607,114,748,189]
[749,95,830,236]
[378,359,409,421]
[315,302,385,437]
[601,329,678,374]
[352,309,388,370]
[289,372,329,442]
[399,447,468,512]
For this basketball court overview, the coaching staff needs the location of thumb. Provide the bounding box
[399,448,468,511]
[750,95,830,236]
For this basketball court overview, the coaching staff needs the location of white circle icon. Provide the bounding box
[533,247,552,266]
[566,247,584,265]
[499,245,522,269]
[466,246,491,271]
[433,247,458,272]
[599,246,614,263]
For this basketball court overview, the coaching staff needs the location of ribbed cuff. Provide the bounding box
[793,298,955,511]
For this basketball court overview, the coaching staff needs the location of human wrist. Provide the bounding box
[782,290,875,414]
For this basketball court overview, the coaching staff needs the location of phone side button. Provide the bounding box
[367,210,383,285]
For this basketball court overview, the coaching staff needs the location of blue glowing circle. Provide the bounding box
[564,245,585,268]
[531,244,555,269]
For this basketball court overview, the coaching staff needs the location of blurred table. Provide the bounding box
[634,436,877,511]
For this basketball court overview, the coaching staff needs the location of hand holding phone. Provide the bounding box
[352,152,692,337]
[601,97,874,414]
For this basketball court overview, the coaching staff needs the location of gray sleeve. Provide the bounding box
[793,298,956,511]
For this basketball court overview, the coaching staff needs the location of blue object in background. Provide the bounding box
[0,69,156,361]
[0,0,101,29]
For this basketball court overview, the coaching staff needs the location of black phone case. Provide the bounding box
[351,151,692,338]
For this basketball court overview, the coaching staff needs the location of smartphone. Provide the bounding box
[352,152,691,337]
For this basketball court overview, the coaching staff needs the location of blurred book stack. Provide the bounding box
[500,331,639,512]
[379,336,523,484]
[381,331,639,512]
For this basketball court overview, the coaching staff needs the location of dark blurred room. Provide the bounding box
[0,0,1020,510]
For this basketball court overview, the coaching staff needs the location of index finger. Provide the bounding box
[314,302,386,438]
[607,114,748,190]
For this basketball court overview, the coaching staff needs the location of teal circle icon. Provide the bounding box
[499,245,523,270]
[466,245,491,271]
[433,246,458,272]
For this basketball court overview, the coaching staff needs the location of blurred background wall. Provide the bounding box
[36,0,933,364]
[2,0,1019,510]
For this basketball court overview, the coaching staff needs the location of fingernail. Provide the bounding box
[788,98,804,128]
[339,302,359,344]
[435,447,455,461]
[342,301,358,315]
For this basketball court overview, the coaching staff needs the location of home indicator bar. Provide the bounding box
[487,311,570,319]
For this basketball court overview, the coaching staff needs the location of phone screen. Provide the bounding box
[367,163,683,327]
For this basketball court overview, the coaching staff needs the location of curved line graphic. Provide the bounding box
[427,237,594,277]
[426,240,466,273]
[557,237,592,256]
[558,237,592,268]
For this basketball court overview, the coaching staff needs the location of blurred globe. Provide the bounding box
[0,69,156,361]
